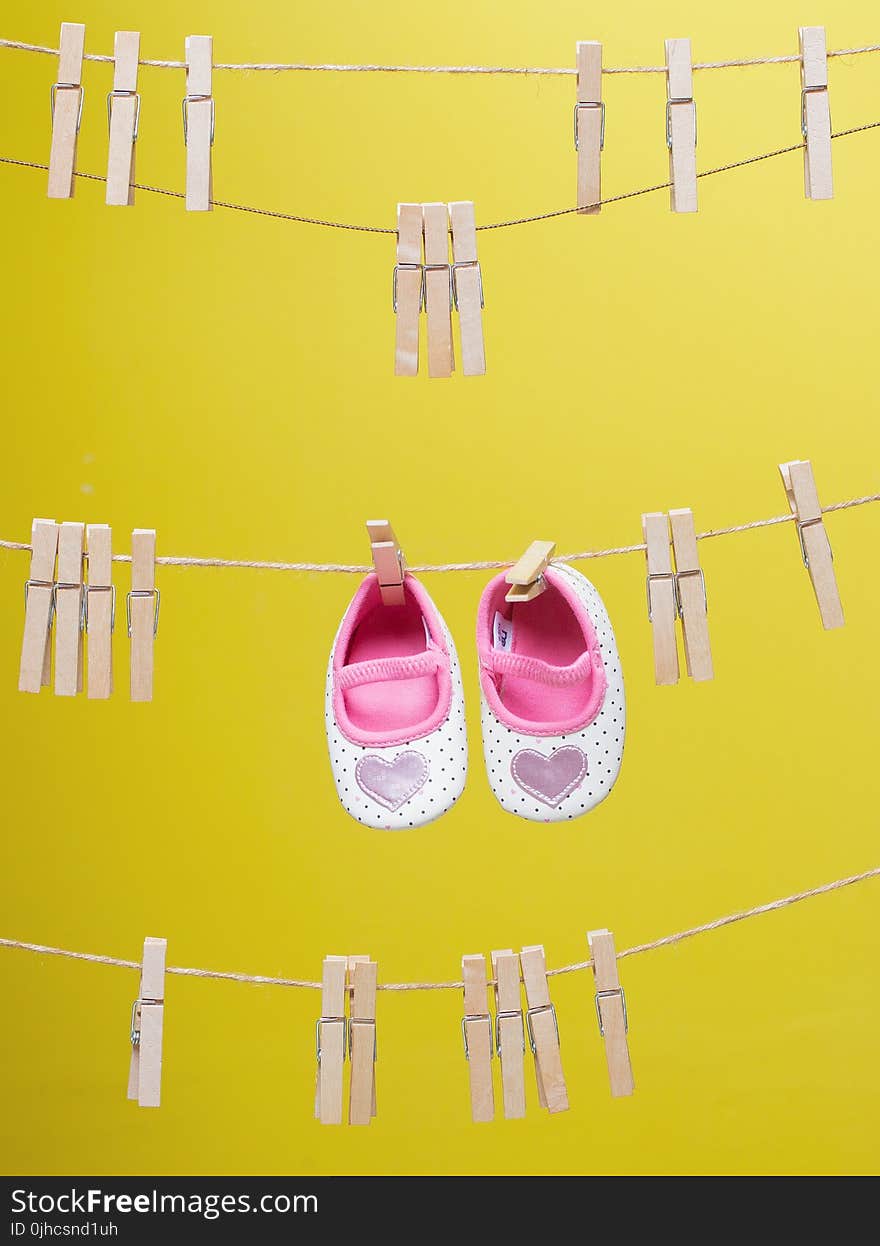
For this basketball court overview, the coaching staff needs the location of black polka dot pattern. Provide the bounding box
[480,565,626,823]
[326,610,468,830]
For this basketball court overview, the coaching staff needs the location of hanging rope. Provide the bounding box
[1,863,878,991]
[2,122,879,234]
[2,34,880,75]
[0,492,876,575]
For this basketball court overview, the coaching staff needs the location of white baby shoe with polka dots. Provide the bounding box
[477,564,625,822]
[325,572,467,829]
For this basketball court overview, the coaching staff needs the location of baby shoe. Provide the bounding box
[325,573,467,829]
[477,564,625,821]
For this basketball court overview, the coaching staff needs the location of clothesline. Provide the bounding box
[2,34,880,75]
[0,492,876,574]
[3,121,878,236]
[2,863,878,991]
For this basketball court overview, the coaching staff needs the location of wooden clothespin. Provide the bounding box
[348,957,377,1126]
[449,201,486,377]
[19,519,59,694]
[48,22,85,200]
[588,929,633,1098]
[394,203,423,377]
[48,23,85,200]
[575,41,603,215]
[366,519,406,605]
[779,460,844,629]
[491,950,525,1120]
[54,522,84,697]
[520,945,568,1114]
[106,31,140,207]
[462,955,494,1123]
[315,956,347,1126]
[85,524,114,699]
[127,936,166,1108]
[799,27,833,201]
[665,38,697,213]
[128,529,159,701]
[669,508,713,681]
[423,203,454,378]
[505,540,556,604]
[643,512,679,685]
[184,35,214,212]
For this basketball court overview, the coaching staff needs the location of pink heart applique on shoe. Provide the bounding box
[355,751,429,812]
[511,746,587,808]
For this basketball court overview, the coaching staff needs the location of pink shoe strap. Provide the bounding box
[481,649,599,687]
[338,649,443,691]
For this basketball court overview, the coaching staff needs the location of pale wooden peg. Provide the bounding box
[346,956,376,1117]
[19,519,59,694]
[575,41,603,215]
[423,203,454,378]
[54,522,85,697]
[799,27,833,201]
[669,508,713,682]
[47,22,85,199]
[85,525,114,699]
[665,38,697,213]
[348,958,378,1126]
[366,519,406,606]
[184,35,214,212]
[520,945,568,1114]
[779,460,844,629]
[643,512,679,685]
[394,203,423,377]
[588,929,634,1098]
[505,540,556,604]
[462,955,494,1124]
[127,936,167,1108]
[449,201,486,377]
[491,950,526,1120]
[315,956,347,1126]
[106,31,140,207]
[129,529,159,702]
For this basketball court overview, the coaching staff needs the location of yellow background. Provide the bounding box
[0,0,878,1177]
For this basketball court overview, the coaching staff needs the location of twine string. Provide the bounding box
[2,122,879,234]
[1,864,877,991]
[1,35,880,75]
[0,493,876,574]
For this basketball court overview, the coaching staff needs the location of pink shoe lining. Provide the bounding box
[484,648,598,687]
[337,650,443,691]
[333,573,453,747]
[477,567,607,737]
